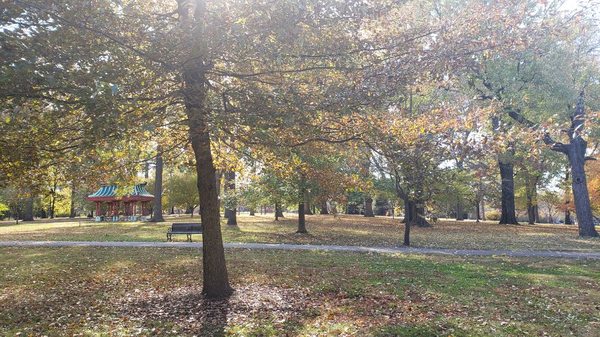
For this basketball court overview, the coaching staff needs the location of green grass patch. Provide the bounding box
[0,247,599,336]
[1,214,599,252]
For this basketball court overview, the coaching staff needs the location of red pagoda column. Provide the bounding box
[95,202,101,216]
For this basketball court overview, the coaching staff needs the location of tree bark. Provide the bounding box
[564,168,573,224]
[69,181,76,218]
[275,202,284,219]
[475,200,481,223]
[498,160,518,224]
[23,197,34,221]
[402,199,409,223]
[297,202,307,233]
[297,175,308,233]
[49,180,57,219]
[304,189,313,215]
[403,199,414,246]
[544,93,598,237]
[151,146,165,222]
[455,196,464,221]
[180,0,232,299]
[415,202,430,227]
[224,171,237,226]
[525,174,539,225]
[481,199,486,221]
[567,138,598,236]
[249,208,255,216]
[320,200,329,214]
[364,196,374,217]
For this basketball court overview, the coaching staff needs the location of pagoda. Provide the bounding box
[87,183,154,222]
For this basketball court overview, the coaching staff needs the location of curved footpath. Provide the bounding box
[0,240,599,259]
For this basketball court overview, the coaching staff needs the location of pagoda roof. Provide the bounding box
[87,183,154,202]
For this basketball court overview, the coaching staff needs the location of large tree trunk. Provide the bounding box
[544,93,598,237]
[455,196,464,221]
[23,197,34,221]
[564,168,573,224]
[180,0,232,299]
[320,200,329,214]
[151,146,165,222]
[567,138,598,237]
[364,196,374,217]
[224,171,237,226]
[498,161,518,224]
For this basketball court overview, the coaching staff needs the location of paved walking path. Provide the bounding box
[1,240,599,259]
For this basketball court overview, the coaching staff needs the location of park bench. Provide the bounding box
[167,223,203,242]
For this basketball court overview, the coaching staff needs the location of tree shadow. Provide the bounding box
[196,296,230,337]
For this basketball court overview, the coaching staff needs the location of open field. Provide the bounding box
[1,214,599,252]
[1,246,599,336]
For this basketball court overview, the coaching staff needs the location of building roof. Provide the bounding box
[87,183,154,202]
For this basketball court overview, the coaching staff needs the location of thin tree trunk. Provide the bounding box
[320,200,329,214]
[151,146,165,222]
[403,199,415,246]
[475,200,481,223]
[224,171,237,226]
[415,202,430,227]
[215,170,222,214]
[304,189,313,215]
[275,203,284,219]
[364,196,374,217]
[144,161,150,179]
[481,199,486,221]
[69,181,76,218]
[180,0,232,298]
[297,175,308,233]
[49,180,57,219]
[499,160,518,224]
[525,174,539,225]
[565,209,573,224]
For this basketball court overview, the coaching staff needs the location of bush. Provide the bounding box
[486,210,500,221]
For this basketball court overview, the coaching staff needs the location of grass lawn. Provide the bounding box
[1,246,599,336]
[1,214,599,252]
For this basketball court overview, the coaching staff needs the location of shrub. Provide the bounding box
[486,210,500,221]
